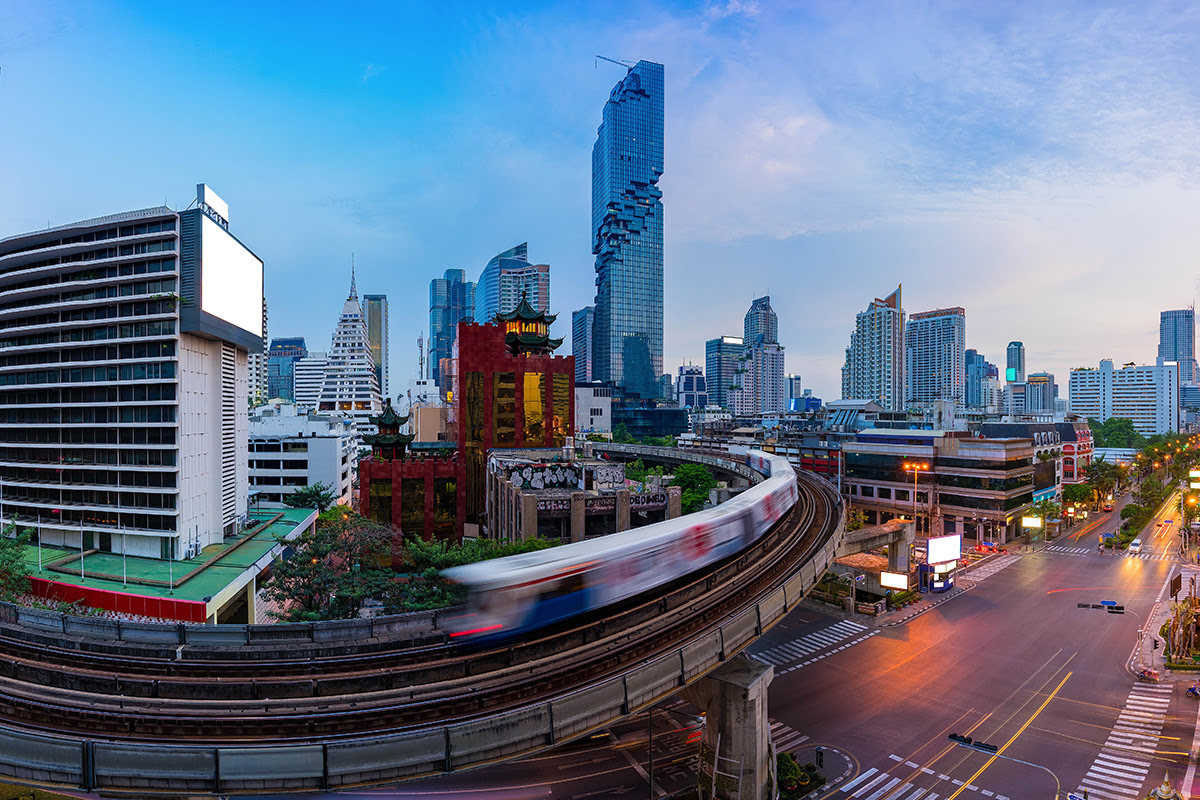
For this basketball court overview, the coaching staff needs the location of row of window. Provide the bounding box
[0,467,176,488]
[0,341,175,369]
[249,441,310,453]
[251,476,309,486]
[5,488,176,510]
[7,238,175,277]
[0,258,176,298]
[0,406,175,424]
[0,427,176,445]
[0,361,176,386]
[0,278,175,315]
[0,384,177,406]
[0,447,176,466]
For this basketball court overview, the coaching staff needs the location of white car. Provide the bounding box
[1128,539,1143,555]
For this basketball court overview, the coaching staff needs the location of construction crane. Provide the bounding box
[595,55,635,70]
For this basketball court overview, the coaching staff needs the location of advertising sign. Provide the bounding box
[927,534,962,565]
[1190,470,1200,478]
[1021,516,1043,528]
[880,571,909,590]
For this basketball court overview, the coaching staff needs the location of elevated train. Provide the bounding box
[444,451,799,640]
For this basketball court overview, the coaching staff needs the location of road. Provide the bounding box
[240,490,1195,800]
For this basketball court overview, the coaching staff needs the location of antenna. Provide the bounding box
[595,55,636,70]
[417,333,425,380]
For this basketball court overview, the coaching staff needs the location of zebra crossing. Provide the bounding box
[1075,682,1173,800]
[750,619,876,673]
[835,760,1010,800]
[769,718,809,755]
[1043,544,1173,561]
[965,554,1021,581]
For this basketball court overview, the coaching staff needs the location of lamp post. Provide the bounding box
[903,462,930,535]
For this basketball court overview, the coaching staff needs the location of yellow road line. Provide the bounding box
[945,671,1073,800]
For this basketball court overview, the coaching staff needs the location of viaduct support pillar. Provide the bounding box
[616,489,631,532]
[570,492,586,543]
[680,655,774,800]
[887,521,915,573]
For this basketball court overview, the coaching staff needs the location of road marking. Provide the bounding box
[905,761,920,769]
[889,754,903,762]
[980,792,993,797]
[946,671,1072,800]
[840,768,879,794]
[921,768,934,775]
[865,777,902,800]
[938,774,951,781]
[852,772,891,797]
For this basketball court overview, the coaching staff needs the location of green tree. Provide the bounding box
[283,482,338,513]
[625,458,648,483]
[1120,503,1146,521]
[262,513,395,622]
[1029,499,1061,524]
[1136,478,1167,510]
[612,424,636,444]
[1062,484,1092,505]
[846,507,867,532]
[1089,417,1147,449]
[0,522,32,603]
[1083,458,1119,502]
[673,463,717,514]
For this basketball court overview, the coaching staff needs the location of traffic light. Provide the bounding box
[973,741,999,753]
[1154,639,1160,650]
[815,746,825,768]
[948,733,973,745]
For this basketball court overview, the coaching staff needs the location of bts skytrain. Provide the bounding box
[443,451,798,641]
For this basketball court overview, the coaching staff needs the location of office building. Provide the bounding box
[475,243,549,324]
[676,365,708,409]
[249,403,357,508]
[572,306,594,384]
[841,287,905,412]
[429,268,475,394]
[363,293,389,399]
[1069,358,1180,436]
[576,382,612,436]
[293,351,327,411]
[266,337,307,401]
[705,336,744,409]
[0,184,262,558]
[591,60,665,398]
[744,295,778,347]
[965,349,997,408]
[315,274,383,434]
[1159,308,1197,385]
[1006,341,1025,383]
[731,342,786,416]
[786,374,804,404]
[1026,372,1057,413]
[905,307,965,405]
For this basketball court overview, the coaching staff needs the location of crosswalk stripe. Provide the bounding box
[840,768,879,794]
[1083,773,1144,792]
[852,772,891,797]
[1075,787,1128,800]
[1096,753,1152,769]
[777,733,809,751]
[1088,764,1148,784]
[865,778,901,800]
[901,787,925,800]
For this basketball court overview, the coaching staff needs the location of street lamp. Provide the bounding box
[903,462,930,535]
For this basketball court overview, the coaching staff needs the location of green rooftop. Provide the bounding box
[21,507,317,604]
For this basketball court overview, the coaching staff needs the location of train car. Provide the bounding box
[443,451,797,641]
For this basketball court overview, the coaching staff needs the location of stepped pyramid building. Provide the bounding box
[317,270,383,434]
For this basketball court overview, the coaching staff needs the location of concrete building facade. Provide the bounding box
[905,307,965,405]
[1069,358,1180,436]
[249,403,357,508]
[841,287,905,412]
[706,335,744,410]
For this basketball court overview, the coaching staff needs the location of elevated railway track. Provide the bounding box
[0,454,843,796]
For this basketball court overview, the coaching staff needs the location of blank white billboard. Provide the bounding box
[200,215,263,337]
[927,534,961,565]
[880,571,909,590]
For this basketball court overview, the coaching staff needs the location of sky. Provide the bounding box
[3,0,1200,401]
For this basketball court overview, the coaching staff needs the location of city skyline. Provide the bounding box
[4,2,1200,401]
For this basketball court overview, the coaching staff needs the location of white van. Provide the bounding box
[1128,539,1143,555]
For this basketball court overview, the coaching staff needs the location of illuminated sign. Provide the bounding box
[927,534,961,565]
[1190,470,1200,478]
[1192,482,1200,490]
[880,571,909,590]
[1005,367,1018,382]
[1022,516,1043,529]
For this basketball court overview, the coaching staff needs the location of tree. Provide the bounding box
[1088,417,1147,449]
[612,424,636,444]
[1029,499,1061,524]
[625,458,648,483]
[1083,459,1119,502]
[262,513,395,622]
[1062,484,1092,504]
[846,508,867,532]
[1120,503,1146,521]
[284,482,338,513]
[0,522,32,603]
[673,464,717,514]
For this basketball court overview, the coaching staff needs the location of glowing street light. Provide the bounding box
[903,462,931,534]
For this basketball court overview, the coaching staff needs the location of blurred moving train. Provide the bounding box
[443,451,798,641]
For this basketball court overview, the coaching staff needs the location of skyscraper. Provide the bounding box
[705,336,744,409]
[0,185,262,558]
[316,273,383,434]
[294,351,328,410]
[1026,372,1057,412]
[429,268,475,393]
[591,60,665,399]
[841,287,905,412]
[904,307,965,404]
[363,294,389,399]
[786,374,804,410]
[744,295,778,346]
[964,349,997,409]
[267,337,308,401]
[572,306,595,383]
[475,243,549,324]
[1006,341,1025,383]
[676,365,708,408]
[1159,308,1197,384]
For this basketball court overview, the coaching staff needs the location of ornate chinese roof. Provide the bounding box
[370,399,410,428]
[493,294,557,326]
[495,292,561,355]
[363,398,414,455]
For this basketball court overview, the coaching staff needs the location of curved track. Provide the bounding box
[0,464,843,795]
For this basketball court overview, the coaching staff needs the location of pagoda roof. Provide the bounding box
[369,399,410,427]
[363,432,416,447]
[507,332,563,351]
[494,294,557,326]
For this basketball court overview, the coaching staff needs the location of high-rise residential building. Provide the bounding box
[429,268,475,394]
[363,293,389,400]
[786,374,804,409]
[731,342,786,416]
[294,351,328,410]
[247,298,269,407]
[573,306,595,383]
[1006,341,1025,383]
[267,337,308,401]
[591,60,665,399]
[744,295,778,347]
[705,336,744,409]
[0,184,263,558]
[475,243,550,324]
[905,307,965,405]
[1159,308,1197,384]
[675,365,708,409]
[1026,372,1057,412]
[965,349,997,408]
[1069,358,1180,436]
[315,273,383,433]
[841,287,905,412]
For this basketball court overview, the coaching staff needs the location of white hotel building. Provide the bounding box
[1069,358,1179,436]
[0,185,263,559]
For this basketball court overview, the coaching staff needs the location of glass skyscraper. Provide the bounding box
[475,243,549,325]
[267,337,308,401]
[1159,308,1197,384]
[363,294,389,399]
[429,268,475,393]
[591,60,664,399]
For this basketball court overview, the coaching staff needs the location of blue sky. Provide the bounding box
[4,0,1200,400]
